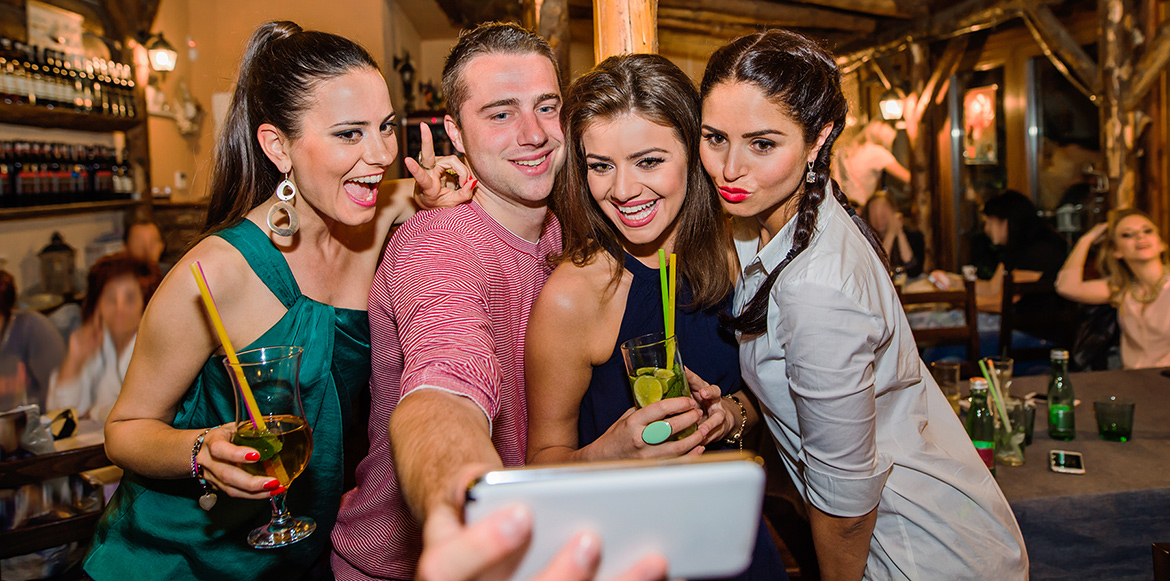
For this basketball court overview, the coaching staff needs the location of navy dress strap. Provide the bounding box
[214,220,301,309]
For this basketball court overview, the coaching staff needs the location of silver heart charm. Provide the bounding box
[198,492,218,511]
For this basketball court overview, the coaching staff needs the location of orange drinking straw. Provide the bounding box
[190,262,265,431]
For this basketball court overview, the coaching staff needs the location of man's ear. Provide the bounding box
[444,114,466,155]
[257,123,292,174]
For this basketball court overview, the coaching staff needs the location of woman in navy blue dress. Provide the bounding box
[525,54,786,580]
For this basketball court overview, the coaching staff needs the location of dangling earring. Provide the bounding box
[267,172,300,237]
[805,161,816,184]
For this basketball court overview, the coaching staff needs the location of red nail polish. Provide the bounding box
[467,178,478,191]
[264,479,280,490]
[245,452,260,461]
[270,486,287,496]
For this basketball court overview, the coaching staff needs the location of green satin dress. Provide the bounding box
[84,220,371,580]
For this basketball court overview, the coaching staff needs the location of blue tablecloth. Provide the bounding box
[995,368,1170,580]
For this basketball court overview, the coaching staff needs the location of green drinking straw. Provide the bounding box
[658,249,670,337]
[667,253,678,371]
[979,358,1023,459]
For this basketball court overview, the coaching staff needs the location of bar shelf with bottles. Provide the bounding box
[0,36,139,132]
[0,140,136,210]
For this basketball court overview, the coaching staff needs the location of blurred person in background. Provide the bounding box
[833,121,909,206]
[47,254,160,422]
[0,269,66,411]
[1056,209,1170,369]
[931,189,1068,312]
[124,221,168,273]
[862,191,924,278]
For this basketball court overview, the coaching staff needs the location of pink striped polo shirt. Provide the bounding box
[331,200,561,581]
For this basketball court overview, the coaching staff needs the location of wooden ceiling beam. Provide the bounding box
[1022,4,1101,98]
[835,0,1060,66]
[657,0,878,34]
[658,6,873,33]
[1123,19,1170,110]
[782,0,922,19]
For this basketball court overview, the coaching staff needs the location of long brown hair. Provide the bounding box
[701,30,887,335]
[202,21,380,235]
[1098,209,1170,306]
[556,53,732,309]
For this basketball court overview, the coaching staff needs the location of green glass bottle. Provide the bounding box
[966,378,996,476]
[1047,349,1076,440]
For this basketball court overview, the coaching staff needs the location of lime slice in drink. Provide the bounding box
[635,367,658,377]
[633,375,665,407]
[653,368,675,381]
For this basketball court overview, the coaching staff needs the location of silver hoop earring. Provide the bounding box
[805,161,816,184]
[267,173,300,237]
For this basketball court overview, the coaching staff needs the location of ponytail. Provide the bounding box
[202,21,380,235]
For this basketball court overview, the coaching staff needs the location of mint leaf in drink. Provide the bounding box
[235,432,283,462]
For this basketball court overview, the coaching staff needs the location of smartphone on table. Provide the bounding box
[463,451,764,580]
[1049,450,1085,474]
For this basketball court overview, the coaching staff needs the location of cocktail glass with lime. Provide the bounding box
[620,332,695,440]
[224,345,316,549]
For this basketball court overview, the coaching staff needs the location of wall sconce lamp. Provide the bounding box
[878,87,906,121]
[145,32,178,74]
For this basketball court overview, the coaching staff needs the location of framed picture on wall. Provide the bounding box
[963,84,998,165]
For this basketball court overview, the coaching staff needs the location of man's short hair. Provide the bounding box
[124,220,161,244]
[441,22,559,125]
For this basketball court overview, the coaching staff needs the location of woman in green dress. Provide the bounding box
[84,21,459,579]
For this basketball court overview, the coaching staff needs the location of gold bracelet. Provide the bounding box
[723,394,747,450]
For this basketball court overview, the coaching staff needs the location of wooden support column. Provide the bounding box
[1099,0,1140,209]
[524,0,571,76]
[905,41,933,259]
[594,0,657,61]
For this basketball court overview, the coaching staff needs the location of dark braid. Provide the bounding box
[705,30,888,336]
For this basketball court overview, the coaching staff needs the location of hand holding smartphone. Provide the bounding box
[463,451,764,580]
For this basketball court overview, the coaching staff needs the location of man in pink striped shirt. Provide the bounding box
[333,23,623,581]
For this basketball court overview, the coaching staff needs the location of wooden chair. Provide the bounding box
[898,278,981,370]
[999,270,1077,362]
[0,444,112,561]
[1154,542,1170,581]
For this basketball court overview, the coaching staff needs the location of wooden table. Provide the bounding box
[995,367,1170,580]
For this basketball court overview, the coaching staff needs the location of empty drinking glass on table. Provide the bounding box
[1094,396,1135,442]
[929,361,962,416]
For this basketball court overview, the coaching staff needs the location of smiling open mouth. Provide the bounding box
[513,154,548,167]
[618,200,658,222]
[344,173,383,206]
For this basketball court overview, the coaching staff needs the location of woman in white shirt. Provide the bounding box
[695,30,1028,580]
[49,253,160,422]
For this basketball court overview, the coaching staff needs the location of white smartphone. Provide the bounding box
[463,451,765,580]
[1049,450,1085,474]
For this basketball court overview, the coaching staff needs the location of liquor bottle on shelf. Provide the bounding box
[966,378,996,476]
[1047,349,1075,440]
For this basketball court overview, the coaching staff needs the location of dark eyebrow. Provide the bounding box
[701,125,725,135]
[628,147,668,159]
[480,98,520,112]
[585,153,613,162]
[330,112,397,129]
[742,129,785,138]
[536,93,561,105]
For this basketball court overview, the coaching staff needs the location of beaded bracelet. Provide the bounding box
[723,394,747,450]
[191,427,218,511]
